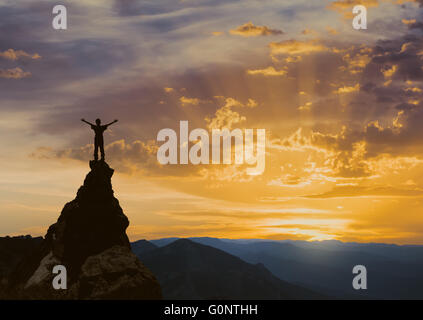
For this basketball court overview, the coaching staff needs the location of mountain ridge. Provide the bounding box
[136,238,325,300]
[144,236,423,299]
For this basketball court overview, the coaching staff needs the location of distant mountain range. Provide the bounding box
[132,239,323,299]
[133,237,423,300]
[0,236,43,298]
[0,236,43,278]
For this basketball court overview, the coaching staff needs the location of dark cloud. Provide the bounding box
[30,139,202,177]
[0,2,138,106]
[113,0,241,16]
[31,61,271,142]
[309,97,423,163]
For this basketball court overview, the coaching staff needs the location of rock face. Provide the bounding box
[8,161,161,300]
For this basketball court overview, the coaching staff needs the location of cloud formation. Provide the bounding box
[0,49,41,60]
[0,67,31,79]
[230,22,283,37]
[205,97,257,130]
[269,39,328,56]
[180,96,201,106]
[247,66,287,76]
[333,83,360,94]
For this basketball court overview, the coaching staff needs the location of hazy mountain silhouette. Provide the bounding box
[6,161,161,300]
[135,239,324,300]
[0,236,43,278]
[149,237,423,299]
[131,239,158,256]
[0,236,43,298]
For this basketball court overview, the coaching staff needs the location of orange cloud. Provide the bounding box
[333,83,360,94]
[404,87,422,93]
[205,97,257,130]
[340,48,372,74]
[400,42,412,53]
[180,96,200,106]
[0,67,31,79]
[0,49,41,60]
[269,39,328,56]
[247,66,287,76]
[381,65,398,78]
[327,0,379,19]
[298,102,313,111]
[328,0,379,11]
[230,22,283,37]
[402,18,417,25]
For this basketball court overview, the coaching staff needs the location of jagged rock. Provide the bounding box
[73,245,162,299]
[47,160,130,276]
[20,252,67,300]
[8,161,161,300]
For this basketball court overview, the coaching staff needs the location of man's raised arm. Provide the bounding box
[81,118,94,126]
[105,119,118,127]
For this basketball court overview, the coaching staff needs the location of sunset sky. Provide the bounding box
[1,0,423,244]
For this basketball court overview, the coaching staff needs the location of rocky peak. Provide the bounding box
[48,160,130,275]
[9,161,161,300]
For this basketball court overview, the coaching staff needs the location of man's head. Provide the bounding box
[95,118,101,125]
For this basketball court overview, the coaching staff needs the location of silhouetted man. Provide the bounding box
[81,118,118,161]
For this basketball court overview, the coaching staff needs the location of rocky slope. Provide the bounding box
[7,160,161,300]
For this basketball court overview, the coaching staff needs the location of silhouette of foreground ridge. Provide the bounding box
[8,160,162,299]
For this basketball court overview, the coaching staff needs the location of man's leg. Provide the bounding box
[94,140,99,161]
[100,140,105,161]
